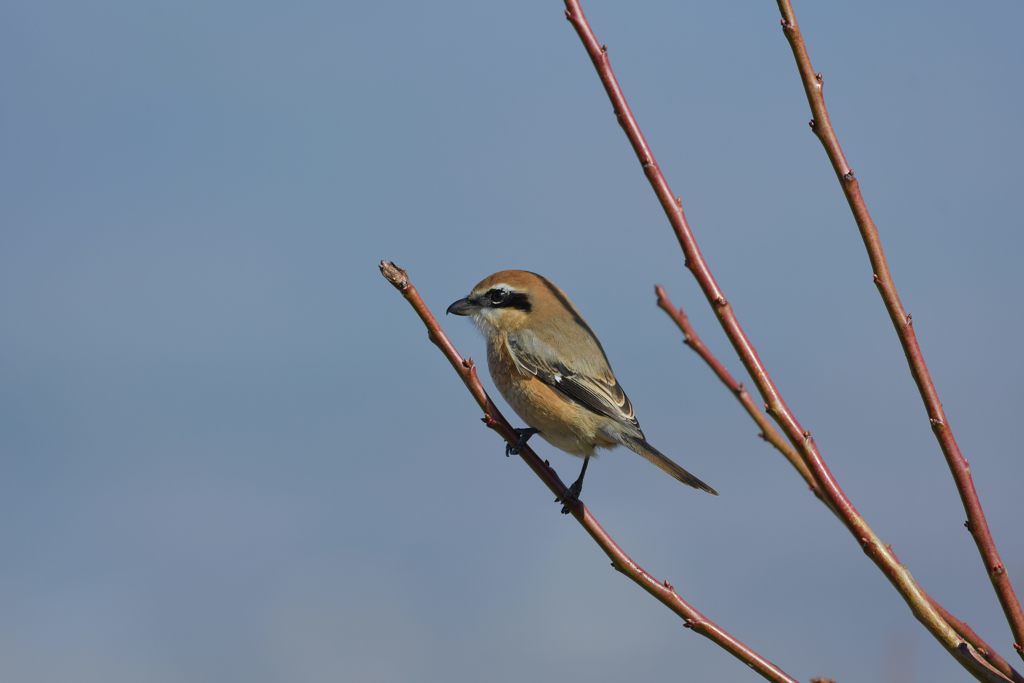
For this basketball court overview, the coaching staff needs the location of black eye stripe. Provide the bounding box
[482,288,532,312]
[502,292,531,311]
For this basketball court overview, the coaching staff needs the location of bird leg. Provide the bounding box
[558,455,590,514]
[505,427,539,457]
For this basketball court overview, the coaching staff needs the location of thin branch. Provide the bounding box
[930,600,1024,683]
[654,286,823,503]
[657,287,1024,683]
[378,260,800,683]
[774,0,1024,658]
[561,1,1008,680]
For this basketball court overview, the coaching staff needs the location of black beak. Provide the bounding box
[446,297,476,316]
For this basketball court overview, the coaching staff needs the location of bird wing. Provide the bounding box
[506,329,641,433]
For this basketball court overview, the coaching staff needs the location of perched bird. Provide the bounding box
[447,270,717,511]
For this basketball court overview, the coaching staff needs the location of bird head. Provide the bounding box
[447,270,542,336]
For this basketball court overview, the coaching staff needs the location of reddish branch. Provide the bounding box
[379,261,799,683]
[562,1,1008,680]
[930,601,1024,683]
[774,0,1024,658]
[657,287,1024,683]
[654,286,823,502]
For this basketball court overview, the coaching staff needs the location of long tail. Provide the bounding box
[621,435,718,495]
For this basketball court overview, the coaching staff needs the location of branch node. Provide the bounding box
[1014,642,1023,654]
[930,417,945,430]
[808,118,816,130]
[965,520,972,532]
[780,18,794,32]
[872,273,881,284]
[757,431,768,441]
[842,169,856,182]
[992,564,1006,576]
[600,43,608,54]
[815,72,823,84]
[905,312,913,326]
[663,579,674,591]
[714,295,728,308]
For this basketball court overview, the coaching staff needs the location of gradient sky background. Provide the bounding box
[3,2,1023,681]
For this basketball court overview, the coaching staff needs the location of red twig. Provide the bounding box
[930,600,1024,683]
[774,0,1024,658]
[379,261,799,683]
[654,286,824,503]
[657,287,1024,683]
[561,1,1008,680]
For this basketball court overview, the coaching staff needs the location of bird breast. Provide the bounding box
[486,335,615,457]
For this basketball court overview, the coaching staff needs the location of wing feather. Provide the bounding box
[506,330,641,433]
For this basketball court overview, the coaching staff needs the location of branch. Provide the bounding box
[931,600,1024,683]
[774,0,1024,658]
[561,1,1009,680]
[654,286,823,503]
[378,261,799,683]
[657,288,1024,683]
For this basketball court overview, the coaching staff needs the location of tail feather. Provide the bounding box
[622,436,718,495]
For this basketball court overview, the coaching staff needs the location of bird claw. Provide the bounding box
[505,427,539,457]
[557,479,584,514]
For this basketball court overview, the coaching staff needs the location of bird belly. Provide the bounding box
[487,340,617,457]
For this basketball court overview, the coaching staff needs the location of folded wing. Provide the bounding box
[506,329,643,438]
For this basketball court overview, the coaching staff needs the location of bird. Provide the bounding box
[447,270,717,512]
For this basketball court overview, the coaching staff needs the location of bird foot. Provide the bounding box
[505,428,539,457]
[557,478,584,515]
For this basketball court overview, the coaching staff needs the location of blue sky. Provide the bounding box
[2,1,1023,681]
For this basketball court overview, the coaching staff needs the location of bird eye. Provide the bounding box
[488,288,508,305]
